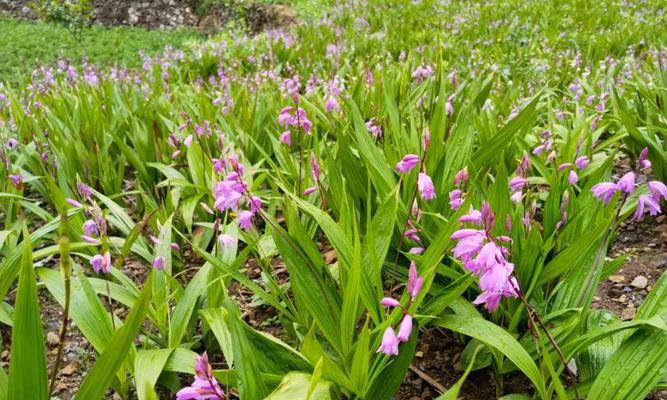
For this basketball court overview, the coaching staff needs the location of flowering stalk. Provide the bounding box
[580,149,665,308]
[452,202,578,397]
[377,262,424,356]
[48,213,72,397]
[388,130,434,296]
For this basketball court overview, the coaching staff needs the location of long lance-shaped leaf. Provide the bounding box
[471,92,541,169]
[8,226,48,400]
[435,314,548,399]
[75,273,153,399]
[135,349,174,400]
[587,327,667,400]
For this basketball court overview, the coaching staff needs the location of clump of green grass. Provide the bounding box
[0,15,201,86]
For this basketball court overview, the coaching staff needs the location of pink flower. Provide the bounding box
[591,182,618,204]
[278,106,312,135]
[213,180,244,212]
[417,173,435,201]
[452,234,485,262]
[411,65,433,82]
[450,229,484,240]
[218,234,235,248]
[408,247,424,255]
[568,170,579,185]
[153,256,166,271]
[449,189,464,210]
[450,204,520,312]
[575,156,590,169]
[407,262,424,299]
[90,251,111,274]
[377,327,399,356]
[90,254,104,273]
[423,129,430,151]
[325,97,340,113]
[459,208,483,224]
[81,235,99,244]
[66,198,83,208]
[365,118,382,138]
[6,138,18,150]
[236,210,254,230]
[278,106,293,126]
[249,196,262,214]
[176,352,225,400]
[404,229,421,242]
[472,290,506,311]
[616,172,635,194]
[310,153,321,181]
[380,297,401,308]
[395,154,420,173]
[396,314,413,342]
[648,181,667,201]
[634,195,661,220]
[303,187,318,195]
[83,220,99,237]
[509,177,528,192]
[77,182,92,199]
[454,167,469,186]
[279,130,291,145]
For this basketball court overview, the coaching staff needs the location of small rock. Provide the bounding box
[608,275,625,283]
[415,351,424,358]
[567,359,578,375]
[630,275,648,289]
[621,307,636,321]
[47,332,60,347]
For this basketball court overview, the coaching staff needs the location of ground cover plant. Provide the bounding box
[0,0,666,398]
[0,15,200,87]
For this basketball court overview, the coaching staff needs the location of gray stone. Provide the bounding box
[630,275,648,289]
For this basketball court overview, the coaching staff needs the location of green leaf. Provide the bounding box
[588,327,667,400]
[8,226,48,400]
[269,215,343,355]
[264,372,333,400]
[135,349,174,400]
[75,273,153,399]
[38,266,114,352]
[161,348,199,374]
[169,264,209,347]
[472,93,541,169]
[435,314,547,399]
[575,310,623,381]
[219,300,270,400]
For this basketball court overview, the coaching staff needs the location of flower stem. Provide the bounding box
[49,232,71,397]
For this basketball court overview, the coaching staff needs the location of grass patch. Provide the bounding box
[0,14,202,86]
